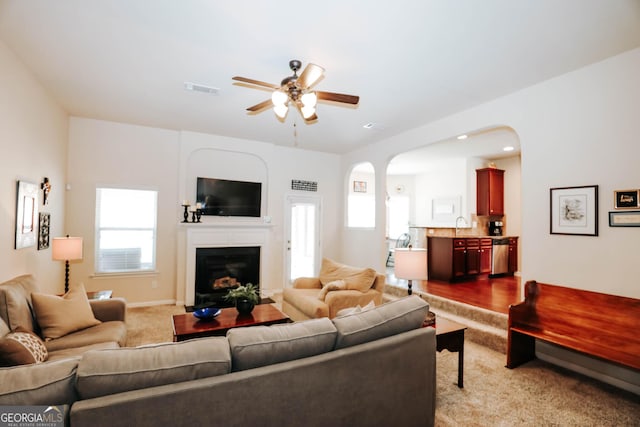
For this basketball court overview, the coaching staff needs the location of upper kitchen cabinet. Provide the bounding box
[476,168,504,216]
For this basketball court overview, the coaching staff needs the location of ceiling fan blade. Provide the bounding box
[297,63,325,89]
[316,91,360,105]
[232,76,279,90]
[246,99,272,112]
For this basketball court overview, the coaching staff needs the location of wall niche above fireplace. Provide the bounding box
[194,246,260,308]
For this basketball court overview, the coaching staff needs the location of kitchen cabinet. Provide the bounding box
[476,168,504,216]
[428,237,484,282]
[508,237,518,273]
[479,238,493,274]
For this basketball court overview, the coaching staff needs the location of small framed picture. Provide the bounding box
[550,185,598,236]
[15,180,39,249]
[353,181,367,193]
[609,211,640,227]
[613,190,639,209]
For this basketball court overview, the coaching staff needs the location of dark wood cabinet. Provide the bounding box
[428,237,486,281]
[479,238,493,274]
[508,237,518,273]
[464,238,480,275]
[476,168,504,216]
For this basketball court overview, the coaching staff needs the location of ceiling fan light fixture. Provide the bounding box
[271,90,288,106]
[301,105,316,119]
[274,104,288,119]
[301,92,317,108]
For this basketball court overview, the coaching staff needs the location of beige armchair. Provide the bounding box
[282,258,386,321]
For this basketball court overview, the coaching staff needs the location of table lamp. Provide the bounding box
[52,235,83,293]
[394,246,427,295]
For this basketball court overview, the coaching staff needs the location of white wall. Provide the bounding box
[66,118,180,304]
[0,40,68,293]
[343,48,640,300]
[176,130,342,304]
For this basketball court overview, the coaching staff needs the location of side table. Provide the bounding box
[432,317,467,388]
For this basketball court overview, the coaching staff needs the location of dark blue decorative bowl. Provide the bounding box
[193,307,221,320]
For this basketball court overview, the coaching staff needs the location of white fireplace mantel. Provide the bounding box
[183,222,273,306]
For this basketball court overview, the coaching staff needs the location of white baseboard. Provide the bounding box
[536,341,640,395]
[127,299,177,308]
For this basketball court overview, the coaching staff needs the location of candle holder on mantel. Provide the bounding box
[181,204,190,223]
[196,209,202,223]
[191,208,197,223]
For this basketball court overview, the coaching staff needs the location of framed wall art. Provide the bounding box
[609,211,640,227]
[38,212,50,250]
[15,180,39,249]
[353,181,367,193]
[550,185,598,236]
[613,189,639,209]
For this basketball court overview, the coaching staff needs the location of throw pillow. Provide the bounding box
[0,327,48,366]
[31,282,101,340]
[319,258,377,293]
[317,279,347,301]
[336,300,376,317]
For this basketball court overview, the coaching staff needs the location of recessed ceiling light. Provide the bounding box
[363,122,386,130]
[457,134,468,140]
[503,146,515,152]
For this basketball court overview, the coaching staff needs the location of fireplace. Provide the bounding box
[194,246,260,308]
[183,225,270,308]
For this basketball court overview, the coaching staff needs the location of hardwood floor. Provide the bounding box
[386,270,521,314]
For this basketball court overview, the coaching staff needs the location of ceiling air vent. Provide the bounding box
[184,82,219,95]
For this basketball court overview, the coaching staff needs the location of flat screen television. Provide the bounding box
[196,177,262,217]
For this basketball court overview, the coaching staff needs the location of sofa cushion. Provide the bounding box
[227,317,337,371]
[47,341,118,362]
[0,328,48,366]
[332,295,429,349]
[319,258,377,292]
[75,337,231,399]
[0,357,79,405]
[32,282,101,340]
[0,274,39,333]
[44,321,127,352]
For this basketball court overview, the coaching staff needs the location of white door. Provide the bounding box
[285,195,321,286]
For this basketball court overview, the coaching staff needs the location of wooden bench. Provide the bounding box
[507,280,640,371]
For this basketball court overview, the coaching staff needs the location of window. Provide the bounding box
[95,188,157,273]
[387,195,410,239]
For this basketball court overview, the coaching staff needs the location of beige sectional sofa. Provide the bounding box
[0,275,127,363]
[0,274,126,368]
[1,295,436,427]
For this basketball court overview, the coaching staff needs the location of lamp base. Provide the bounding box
[64,260,70,294]
[408,279,413,296]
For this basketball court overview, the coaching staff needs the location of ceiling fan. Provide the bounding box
[232,60,359,123]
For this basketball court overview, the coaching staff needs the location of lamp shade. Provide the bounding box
[51,236,83,261]
[394,247,427,280]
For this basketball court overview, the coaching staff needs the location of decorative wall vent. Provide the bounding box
[291,180,318,192]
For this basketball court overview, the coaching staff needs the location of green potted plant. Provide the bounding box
[224,283,260,314]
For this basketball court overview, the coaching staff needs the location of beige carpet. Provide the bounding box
[125,304,640,426]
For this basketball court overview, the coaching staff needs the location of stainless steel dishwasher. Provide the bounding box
[491,238,509,276]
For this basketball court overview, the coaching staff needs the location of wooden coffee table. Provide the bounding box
[432,317,467,388]
[172,304,291,342]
